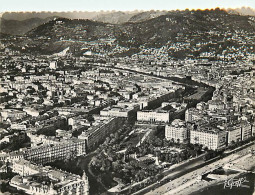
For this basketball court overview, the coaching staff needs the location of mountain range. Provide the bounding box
[1,9,255,58]
[0,17,57,35]
[1,7,255,35]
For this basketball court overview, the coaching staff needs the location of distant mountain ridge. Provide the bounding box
[128,11,169,23]
[91,11,137,24]
[2,9,255,59]
[92,11,169,24]
[0,17,58,35]
[7,9,251,55]
[1,8,255,35]
[227,7,255,16]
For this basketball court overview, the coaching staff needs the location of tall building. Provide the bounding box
[227,123,242,144]
[78,117,125,150]
[226,120,252,144]
[165,119,187,143]
[241,120,252,141]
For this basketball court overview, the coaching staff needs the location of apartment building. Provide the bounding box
[165,119,188,143]
[190,125,226,150]
[24,139,86,164]
[137,110,170,123]
[10,159,89,195]
[78,117,125,150]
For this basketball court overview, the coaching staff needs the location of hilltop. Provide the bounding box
[115,9,255,47]
[2,9,255,58]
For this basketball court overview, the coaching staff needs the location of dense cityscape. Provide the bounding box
[0,8,255,195]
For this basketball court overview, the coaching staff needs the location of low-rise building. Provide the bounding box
[100,104,139,118]
[185,108,203,122]
[137,110,170,123]
[0,109,27,122]
[10,159,89,195]
[12,159,40,176]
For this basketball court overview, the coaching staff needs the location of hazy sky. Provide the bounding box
[0,0,254,12]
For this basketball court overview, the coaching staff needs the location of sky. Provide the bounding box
[0,0,254,12]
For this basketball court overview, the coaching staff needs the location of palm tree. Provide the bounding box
[194,144,200,157]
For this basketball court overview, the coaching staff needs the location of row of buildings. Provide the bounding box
[165,118,254,150]
[10,159,89,195]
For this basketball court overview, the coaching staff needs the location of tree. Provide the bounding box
[112,161,122,172]
[168,154,173,163]
[190,150,196,157]
[163,138,169,147]
[114,132,120,140]
[148,144,154,153]
[155,150,161,157]
[105,137,110,145]
[194,144,201,157]
[91,156,100,167]
[110,133,115,139]
[155,138,162,147]
[165,153,169,162]
[87,115,94,122]
[176,153,181,163]
[171,157,177,164]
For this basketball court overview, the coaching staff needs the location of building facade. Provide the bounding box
[24,139,86,164]
[165,119,188,143]
[190,126,226,150]
[137,110,170,123]
[10,159,89,195]
[78,117,125,150]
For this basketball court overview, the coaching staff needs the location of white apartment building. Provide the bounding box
[165,119,188,143]
[137,110,170,123]
[12,159,40,177]
[24,139,87,164]
[227,121,252,144]
[227,124,241,144]
[190,127,226,150]
[100,107,130,117]
[241,121,252,140]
